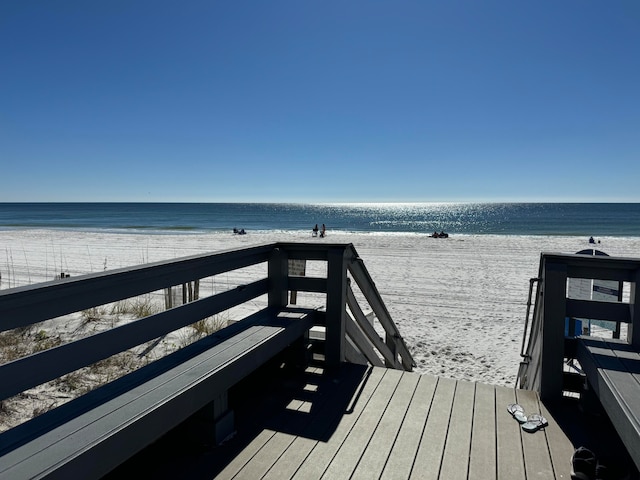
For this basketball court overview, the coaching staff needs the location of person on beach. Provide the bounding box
[320,224,326,237]
[312,224,319,237]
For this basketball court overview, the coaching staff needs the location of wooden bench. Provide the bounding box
[575,336,640,470]
[0,307,316,480]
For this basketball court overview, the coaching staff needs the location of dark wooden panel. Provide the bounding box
[516,388,555,479]
[0,279,269,402]
[566,298,630,324]
[0,244,274,330]
[576,336,640,470]
[0,308,316,480]
[440,379,475,479]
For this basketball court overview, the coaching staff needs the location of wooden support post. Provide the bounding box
[186,392,234,445]
[385,332,398,369]
[164,287,172,309]
[268,248,288,308]
[325,247,347,369]
[629,269,640,349]
[540,260,568,402]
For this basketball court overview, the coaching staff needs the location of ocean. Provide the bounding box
[0,202,639,236]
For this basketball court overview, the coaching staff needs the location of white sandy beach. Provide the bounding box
[2,229,640,429]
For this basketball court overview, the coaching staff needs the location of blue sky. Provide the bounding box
[1,1,638,203]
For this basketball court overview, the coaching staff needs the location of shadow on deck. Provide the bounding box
[104,358,638,480]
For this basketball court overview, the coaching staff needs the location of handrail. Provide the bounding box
[520,277,541,358]
[346,253,415,370]
[0,242,414,412]
[516,251,640,398]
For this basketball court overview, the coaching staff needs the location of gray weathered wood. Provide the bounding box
[322,369,403,478]
[565,298,630,324]
[495,386,525,479]
[0,279,268,402]
[351,371,420,479]
[576,336,640,470]
[290,367,386,480]
[346,285,399,368]
[468,381,496,479]
[0,244,273,331]
[345,312,385,367]
[0,307,316,480]
[540,259,568,401]
[410,376,457,479]
[348,256,414,370]
[380,373,437,480]
[630,268,640,348]
[325,246,348,368]
[260,365,370,480]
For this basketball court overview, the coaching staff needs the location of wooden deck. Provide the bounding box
[104,362,598,480]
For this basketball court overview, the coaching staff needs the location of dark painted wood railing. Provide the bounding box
[0,242,414,422]
[517,252,640,399]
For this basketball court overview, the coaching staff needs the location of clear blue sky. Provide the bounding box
[1,1,638,203]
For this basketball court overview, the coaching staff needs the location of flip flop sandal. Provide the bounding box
[507,403,527,423]
[522,413,548,433]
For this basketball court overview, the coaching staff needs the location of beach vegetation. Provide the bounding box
[33,331,61,353]
[108,295,161,319]
[81,306,107,324]
[192,315,228,337]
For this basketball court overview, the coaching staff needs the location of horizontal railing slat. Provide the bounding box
[0,279,269,402]
[0,245,273,331]
[346,286,399,368]
[348,256,414,369]
[566,298,631,324]
[288,276,326,294]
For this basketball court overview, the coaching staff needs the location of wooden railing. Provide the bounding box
[517,252,640,400]
[0,242,414,421]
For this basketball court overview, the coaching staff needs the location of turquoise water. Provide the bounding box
[0,202,639,236]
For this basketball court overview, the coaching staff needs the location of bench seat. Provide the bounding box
[0,307,316,480]
[575,336,640,470]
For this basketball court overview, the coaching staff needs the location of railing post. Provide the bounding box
[326,246,347,369]
[385,333,398,368]
[540,260,567,401]
[629,268,640,349]
[268,247,288,308]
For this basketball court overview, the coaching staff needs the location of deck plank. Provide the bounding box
[290,366,387,480]
[537,399,575,479]
[350,371,421,479]
[440,379,475,479]
[516,388,555,479]
[261,365,372,480]
[469,381,497,479]
[495,386,526,479]
[410,377,457,479]
[321,369,404,478]
[230,397,308,479]
[104,365,580,480]
[380,374,438,480]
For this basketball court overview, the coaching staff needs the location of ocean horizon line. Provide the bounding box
[1,202,639,237]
